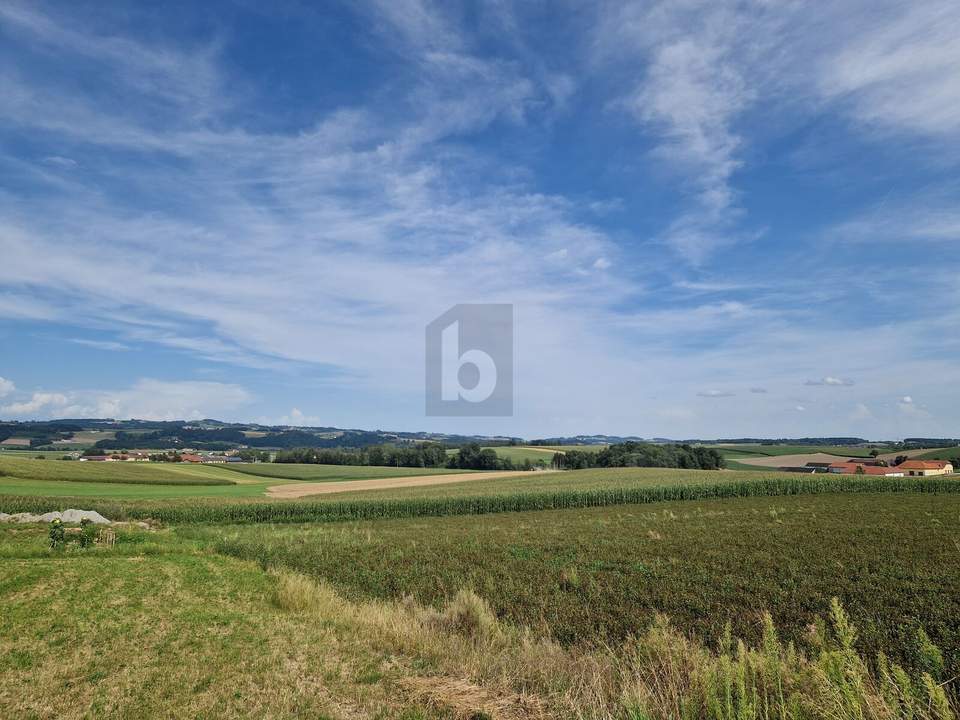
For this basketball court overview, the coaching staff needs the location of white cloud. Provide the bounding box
[1,391,68,416]
[805,376,855,387]
[601,3,757,263]
[0,380,251,421]
[819,2,960,137]
[0,377,15,397]
[69,338,131,352]
[593,257,611,270]
[901,395,913,404]
[41,155,77,168]
[795,405,806,412]
[749,387,767,394]
[697,390,735,398]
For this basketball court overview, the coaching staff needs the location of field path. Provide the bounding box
[266,470,549,498]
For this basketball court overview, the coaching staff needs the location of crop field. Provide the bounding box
[0,455,235,485]
[223,463,471,482]
[210,492,960,673]
[3,459,960,717]
[0,457,485,500]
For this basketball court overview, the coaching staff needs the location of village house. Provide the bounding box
[896,460,954,477]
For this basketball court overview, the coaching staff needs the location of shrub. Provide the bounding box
[77,518,97,549]
[48,518,65,550]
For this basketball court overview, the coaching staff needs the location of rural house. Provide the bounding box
[896,460,954,477]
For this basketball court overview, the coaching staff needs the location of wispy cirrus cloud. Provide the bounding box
[804,377,855,387]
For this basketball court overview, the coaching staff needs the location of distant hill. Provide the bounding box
[0,418,523,451]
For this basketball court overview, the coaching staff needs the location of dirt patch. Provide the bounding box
[266,470,546,499]
[735,452,854,468]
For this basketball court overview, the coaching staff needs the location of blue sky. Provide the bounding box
[1,0,958,439]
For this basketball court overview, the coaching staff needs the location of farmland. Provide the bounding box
[3,453,960,717]
[0,454,235,485]
[0,456,476,500]
[209,493,960,671]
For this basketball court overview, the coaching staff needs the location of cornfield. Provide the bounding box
[1,474,958,524]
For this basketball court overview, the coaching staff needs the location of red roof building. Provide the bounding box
[897,460,954,476]
[827,462,904,476]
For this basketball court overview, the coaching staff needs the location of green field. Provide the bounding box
[210,493,960,670]
[0,457,479,500]
[916,447,960,461]
[0,455,235,485]
[533,444,608,452]
[4,487,960,718]
[222,463,471,482]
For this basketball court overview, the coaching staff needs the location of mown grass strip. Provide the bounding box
[2,475,959,524]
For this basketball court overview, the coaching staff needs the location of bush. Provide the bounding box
[48,518,65,550]
[78,518,97,549]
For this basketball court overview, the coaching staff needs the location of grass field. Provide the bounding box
[222,463,472,482]
[916,447,960,461]
[0,455,236,485]
[0,457,481,499]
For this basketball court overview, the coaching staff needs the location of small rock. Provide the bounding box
[0,513,9,522]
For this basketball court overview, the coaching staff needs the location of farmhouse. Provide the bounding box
[827,462,905,476]
[896,460,954,477]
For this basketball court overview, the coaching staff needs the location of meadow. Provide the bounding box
[222,462,470,482]
[916,447,960,461]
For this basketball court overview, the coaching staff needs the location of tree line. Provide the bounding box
[274,442,527,471]
[554,442,726,470]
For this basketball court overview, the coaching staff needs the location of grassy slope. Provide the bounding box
[0,455,235,485]
[0,459,478,499]
[212,492,960,673]
[916,447,960,461]
[222,463,472,481]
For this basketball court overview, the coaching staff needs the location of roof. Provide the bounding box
[898,459,952,470]
[828,462,901,475]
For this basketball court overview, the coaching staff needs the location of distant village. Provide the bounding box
[76,450,249,464]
